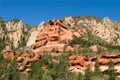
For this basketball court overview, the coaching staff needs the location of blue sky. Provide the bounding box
[0,0,120,25]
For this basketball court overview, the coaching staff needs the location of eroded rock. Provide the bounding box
[68,53,120,75]
[1,45,42,73]
[32,19,77,53]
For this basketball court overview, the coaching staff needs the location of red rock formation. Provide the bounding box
[1,45,15,61]
[68,53,120,76]
[1,45,42,73]
[16,52,42,73]
[32,19,79,53]
[50,52,61,57]
[97,54,120,65]
[89,45,98,52]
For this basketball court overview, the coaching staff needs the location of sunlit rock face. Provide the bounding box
[75,16,120,45]
[7,29,24,48]
[5,20,28,48]
[68,53,120,76]
[0,19,29,48]
[0,20,7,41]
[26,30,39,47]
[1,45,42,73]
[26,22,45,47]
[5,20,25,31]
[32,19,75,53]
[1,45,15,61]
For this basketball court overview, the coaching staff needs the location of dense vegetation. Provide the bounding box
[69,31,120,56]
[1,53,120,80]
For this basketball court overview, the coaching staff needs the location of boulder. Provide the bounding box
[89,45,98,52]
[1,45,42,73]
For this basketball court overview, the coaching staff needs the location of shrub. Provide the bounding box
[108,60,117,80]
[84,66,93,80]
[94,60,103,77]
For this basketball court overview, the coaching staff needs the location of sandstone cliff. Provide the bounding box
[68,53,120,75]
[32,19,80,53]
[1,45,41,73]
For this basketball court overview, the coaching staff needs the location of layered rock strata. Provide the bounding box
[68,53,120,76]
[32,19,78,53]
[1,45,41,73]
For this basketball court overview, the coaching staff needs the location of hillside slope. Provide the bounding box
[0,15,120,80]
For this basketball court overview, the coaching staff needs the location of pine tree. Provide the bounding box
[5,59,20,80]
[0,53,8,80]
[28,60,44,80]
[41,72,53,80]
[94,60,102,77]
[84,66,92,80]
[108,60,117,80]
[77,72,83,80]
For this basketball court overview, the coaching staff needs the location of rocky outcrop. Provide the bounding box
[75,16,120,45]
[26,30,39,47]
[64,16,75,27]
[16,52,41,73]
[0,23,5,40]
[0,20,29,48]
[5,20,26,31]
[68,53,120,75]
[1,45,42,73]
[7,29,24,48]
[26,22,45,47]
[89,45,98,52]
[1,15,119,49]
[5,20,29,48]
[32,19,80,53]
[1,45,15,61]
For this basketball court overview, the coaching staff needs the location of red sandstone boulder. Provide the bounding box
[89,45,98,52]
[1,45,15,61]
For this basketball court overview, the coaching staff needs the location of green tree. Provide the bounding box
[0,53,8,80]
[77,72,83,80]
[41,72,53,80]
[108,60,117,80]
[0,38,6,52]
[94,60,102,77]
[0,58,20,80]
[28,60,44,80]
[10,18,20,22]
[67,72,77,80]
[48,55,69,80]
[84,66,92,80]
[5,59,20,80]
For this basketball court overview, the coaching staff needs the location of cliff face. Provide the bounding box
[74,16,120,45]
[32,19,76,53]
[1,15,120,50]
[26,22,45,47]
[1,45,41,73]
[0,19,30,49]
[68,54,120,75]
